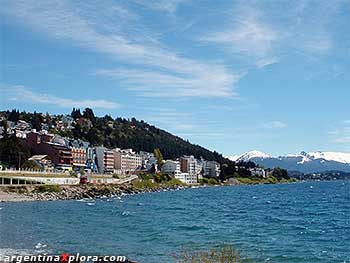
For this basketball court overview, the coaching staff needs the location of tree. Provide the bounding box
[272,167,289,180]
[0,136,30,168]
[8,109,20,122]
[22,160,41,171]
[83,108,95,122]
[30,111,43,131]
[71,108,82,119]
[1,120,8,139]
[153,148,164,167]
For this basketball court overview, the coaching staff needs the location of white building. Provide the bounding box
[162,160,181,176]
[114,148,142,174]
[249,167,267,178]
[180,155,201,184]
[174,172,197,185]
[139,151,157,171]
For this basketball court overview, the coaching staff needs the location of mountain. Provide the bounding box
[230,150,271,162]
[230,150,350,173]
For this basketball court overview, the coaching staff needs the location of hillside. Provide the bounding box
[0,109,230,165]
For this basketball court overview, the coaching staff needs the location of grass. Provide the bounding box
[235,176,297,185]
[165,178,185,187]
[36,184,62,193]
[132,179,160,189]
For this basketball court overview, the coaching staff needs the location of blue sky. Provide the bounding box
[0,0,349,157]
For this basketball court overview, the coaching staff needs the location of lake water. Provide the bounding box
[0,181,349,262]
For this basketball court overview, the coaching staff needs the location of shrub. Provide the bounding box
[132,179,159,189]
[165,178,184,187]
[172,245,257,263]
[208,178,219,185]
[36,184,62,193]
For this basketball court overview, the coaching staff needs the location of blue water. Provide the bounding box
[0,181,349,263]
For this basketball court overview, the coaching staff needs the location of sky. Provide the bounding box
[0,0,349,157]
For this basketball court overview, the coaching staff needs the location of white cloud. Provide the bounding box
[95,68,240,97]
[199,1,345,68]
[2,0,238,98]
[136,0,188,14]
[201,10,277,57]
[255,57,279,69]
[329,121,350,144]
[3,85,119,109]
[261,121,287,129]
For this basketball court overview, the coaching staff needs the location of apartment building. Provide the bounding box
[95,147,114,174]
[162,160,181,176]
[114,148,142,174]
[180,155,201,184]
[203,160,221,178]
[71,147,86,168]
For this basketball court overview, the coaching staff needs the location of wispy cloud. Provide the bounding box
[2,85,119,109]
[95,68,240,97]
[199,1,346,68]
[261,121,287,129]
[329,120,350,144]
[255,57,279,69]
[135,0,189,14]
[200,8,279,57]
[200,6,280,67]
[2,0,238,98]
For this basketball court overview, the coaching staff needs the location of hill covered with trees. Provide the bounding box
[1,108,231,165]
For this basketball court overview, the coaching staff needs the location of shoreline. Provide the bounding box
[0,177,304,203]
[0,183,192,203]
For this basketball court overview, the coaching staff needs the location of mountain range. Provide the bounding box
[230,150,350,173]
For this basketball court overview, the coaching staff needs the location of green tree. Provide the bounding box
[83,108,95,122]
[153,148,164,167]
[0,136,30,168]
[272,167,289,180]
[71,108,82,119]
[22,160,41,171]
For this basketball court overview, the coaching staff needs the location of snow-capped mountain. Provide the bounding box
[230,150,271,162]
[229,151,350,173]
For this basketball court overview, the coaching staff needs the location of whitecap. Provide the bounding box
[87,202,95,206]
[122,211,131,216]
[35,243,47,249]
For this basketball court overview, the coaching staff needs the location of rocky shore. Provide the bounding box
[0,183,189,202]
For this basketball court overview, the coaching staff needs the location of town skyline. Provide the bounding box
[1,0,349,156]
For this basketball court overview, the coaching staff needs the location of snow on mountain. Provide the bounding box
[228,150,350,173]
[306,151,350,164]
[229,150,271,162]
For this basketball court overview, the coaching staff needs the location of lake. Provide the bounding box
[0,180,349,262]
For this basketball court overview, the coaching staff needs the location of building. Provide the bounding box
[23,132,72,169]
[114,148,142,174]
[71,147,86,169]
[95,147,114,174]
[249,167,267,178]
[139,151,155,169]
[203,161,221,178]
[86,147,97,173]
[180,155,200,184]
[162,160,181,176]
[174,172,197,185]
[104,149,115,174]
